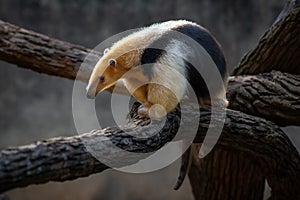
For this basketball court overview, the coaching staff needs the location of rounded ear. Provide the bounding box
[108,58,118,68]
[103,48,109,55]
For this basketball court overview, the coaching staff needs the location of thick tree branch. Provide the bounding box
[227,71,300,126]
[273,0,299,26]
[191,2,300,199]
[0,106,300,199]
[188,147,265,200]
[233,2,300,75]
[0,20,96,82]
[1,20,299,127]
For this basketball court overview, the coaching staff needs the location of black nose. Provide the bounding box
[86,92,95,99]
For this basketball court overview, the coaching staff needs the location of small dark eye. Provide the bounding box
[99,76,105,82]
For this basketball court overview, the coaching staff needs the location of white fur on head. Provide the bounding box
[87,20,197,96]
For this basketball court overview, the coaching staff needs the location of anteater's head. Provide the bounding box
[86,49,141,99]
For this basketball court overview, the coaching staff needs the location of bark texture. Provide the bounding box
[0,20,97,82]
[233,1,300,75]
[188,147,265,200]
[227,71,300,126]
[189,1,300,199]
[0,106,300,199]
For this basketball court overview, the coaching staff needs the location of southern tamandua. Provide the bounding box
[86,20,228,190]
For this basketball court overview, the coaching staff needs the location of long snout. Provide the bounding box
[86,79,108,99]
[86,91,95,99]
[86,84,96,99]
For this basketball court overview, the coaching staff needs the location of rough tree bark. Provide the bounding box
[188,146,265,200]
[233,0,300,75]
[1,106,299,198]
[227,71,300,126]
[188,1,300,200]
[0,20,97,82]
[0,1,299,199]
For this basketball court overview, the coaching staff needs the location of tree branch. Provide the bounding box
[0,105,300,198]
[0,20,96,82]
[273,0,299,26]
[227,71,300,126]
[233,1,300,75]
[188,147,265,200]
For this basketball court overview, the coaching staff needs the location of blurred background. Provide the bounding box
[1,0,298,200]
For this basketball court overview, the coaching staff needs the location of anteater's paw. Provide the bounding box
[212,99,229,109]
[138,103,167,120]
[137,104,150,118]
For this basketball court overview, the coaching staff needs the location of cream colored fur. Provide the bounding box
[86,20,226,118]
[147,40,189,116]
[87,20,195,95]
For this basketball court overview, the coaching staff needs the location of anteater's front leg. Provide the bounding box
[138,83,179,119]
